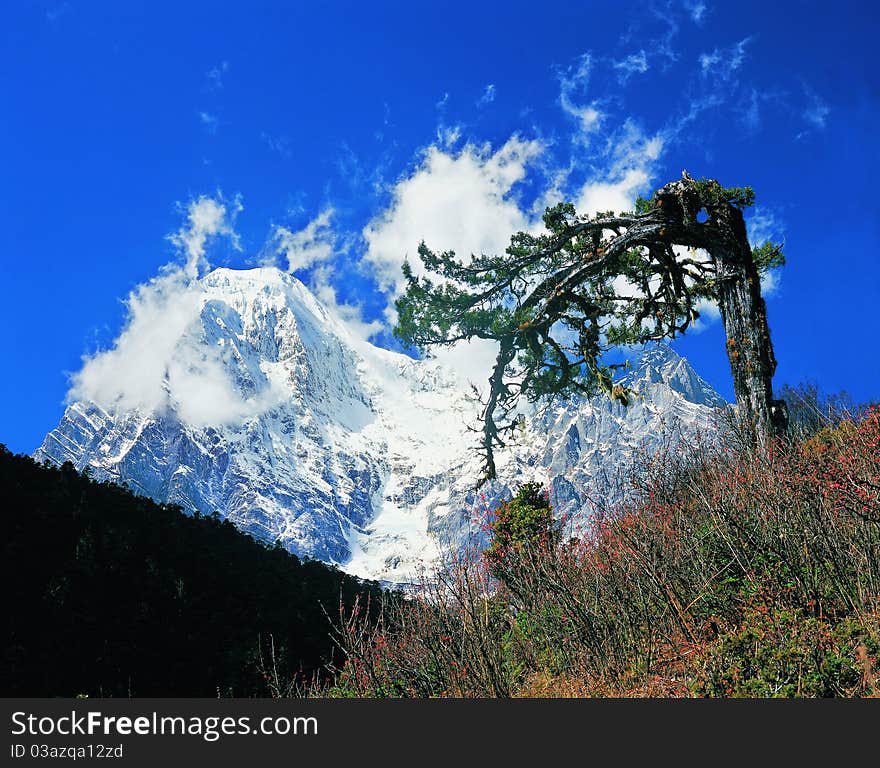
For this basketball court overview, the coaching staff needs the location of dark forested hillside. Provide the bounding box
[0,446,384,697]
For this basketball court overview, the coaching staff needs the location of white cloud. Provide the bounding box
[205,61,229,91]
[802,96,830,131]
[477,83,496,107]
[613,50,649,83]
[168,196,241,278]
[69,196,263,427]
[275,208,336,273]
[747,208,784,247]
[65,29,800,431]
[666,91,724,138]
[356,49,668,374]
[357,92,662,387]
[747,208,785,297]
[691,297,722,330]
[206,61,228,91]
[574,168,652,218]
[528,164,572,220]
[559,54,603,135]
[683,1,707,23]
[742,88,761,131]
[698,51,720,72]
[309,264,384,343]
[647,8,682,64]
[570,118,662,216]
[199,111,219,134]
[433,338,505,394]
[436,124,462,147]
[699,37,751,81]
[795,87,830,140]
[607,119,663,175]
[274,210,388,344]
[69,274,203,417]
[362,136,544,303]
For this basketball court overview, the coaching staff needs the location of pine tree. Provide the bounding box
[394,172,787,480]
[483,482,558,590]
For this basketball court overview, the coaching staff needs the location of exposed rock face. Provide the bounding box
[36,267,727,582]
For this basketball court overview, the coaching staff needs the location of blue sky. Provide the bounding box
[2,0,878,453]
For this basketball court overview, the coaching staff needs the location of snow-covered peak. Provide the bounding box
[623,345,729,409]
[36,268,729,582]
[201,267,333,327]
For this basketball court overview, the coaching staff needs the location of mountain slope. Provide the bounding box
[1,445,382,696]
[36,267,728,581]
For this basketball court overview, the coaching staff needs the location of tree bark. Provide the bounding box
[709,203,788,446]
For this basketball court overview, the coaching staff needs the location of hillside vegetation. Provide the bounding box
[0,448,383,697]
[322,404,880,697]
[5,392,878,698]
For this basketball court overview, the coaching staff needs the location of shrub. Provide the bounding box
[318,406,880,698]
[483,482,559,589]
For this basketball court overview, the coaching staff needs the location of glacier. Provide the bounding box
[35,266,729,582]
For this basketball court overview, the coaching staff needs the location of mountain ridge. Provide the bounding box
[35,266,728,581]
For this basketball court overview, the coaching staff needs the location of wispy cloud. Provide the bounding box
[275,208,336,273]
[333,141,392,197]
[559,54,602,136]
[168,195,242,278]
[742,88,762,132]
[272,210,386,343]
[699,36,751,81]
[682,0,708,24]
[374,102,393,142]
[199,111,219,134]
[747,208,784,246]
[259,38,773,348]
[649,3,682,65]
[613,50,649,83]
[436,124,462,148]
[803,101,829,129]
[736,87,784,134]
[343,41,765,350]
[205,61,229,92]
[745,208,786,295]
[572,117,662,217]
[797,88,830,139]
[309,264,385,342]
[355,47,668,341]
[476,83,496,107]
[261,131,291,158]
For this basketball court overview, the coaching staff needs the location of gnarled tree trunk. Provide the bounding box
[709,203,787,446]
[654,172,788,447]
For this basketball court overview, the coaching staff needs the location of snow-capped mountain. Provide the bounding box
[36,267,728,582]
